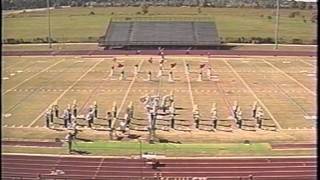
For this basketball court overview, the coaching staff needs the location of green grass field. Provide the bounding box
[2,141,316,156]
[3,7,317,43]
[2,55,316,145]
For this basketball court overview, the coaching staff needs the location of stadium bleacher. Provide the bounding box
[100,20,221,49]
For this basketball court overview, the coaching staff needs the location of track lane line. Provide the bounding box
[3,59,65,95]
[28,59,104,127]
[92,158,104,178]
[222,59,282,130]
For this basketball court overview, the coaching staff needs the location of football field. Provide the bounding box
[2,55,316,136]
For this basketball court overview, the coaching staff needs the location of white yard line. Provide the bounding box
[298,59,315,67]
[3,59,26,70]
[111,59,144,128]
[223,59,282,130]
[262,59,316,96]
[182,59,195,107]
[28,59,104,127]
[3,59,65,95]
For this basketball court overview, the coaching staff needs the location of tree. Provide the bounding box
[267,16,272,20]
[297,1,306,9]
[141,4,149,14]
[289,0,298,9]
[197,7,202,14]
[307,4,313,10]
[70,1,78,7]
[310,13,317,23]
[288,11,300,18]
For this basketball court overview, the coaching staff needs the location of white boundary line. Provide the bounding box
[262,59,316,96]
[222,59,282,130]
[28,59,104,127]
[3,59,65,95]
[2,153,316,159]
[282,128,315,131]
[182,59,195,107]
[111,58,144,128]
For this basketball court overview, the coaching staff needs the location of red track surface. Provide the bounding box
[2,154,316,180]
[2,50,316,57]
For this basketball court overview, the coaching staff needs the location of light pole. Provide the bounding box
[274,0,280,49]
[47,0,52,48]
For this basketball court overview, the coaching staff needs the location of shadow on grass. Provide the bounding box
[131,122,148,126]
[93,123,108,126]
[216,128,233,132]
[242,124,256,128]
[218,124,232,128]
[158,137,181,144]
[115,133,141,141]
[173,119,189,121]
[51,128,65,132]
[72,149,91,155]
[174,123,189,127]
[133,118,146,121]
[75,137,93,142]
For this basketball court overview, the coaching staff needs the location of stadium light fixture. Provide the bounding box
[47,0,52,48]
[274,0,280,49]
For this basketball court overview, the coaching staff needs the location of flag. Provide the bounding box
[170,63,177,69]
[200,64,206,69]
[117,63,124,68]
[148,58,153,63]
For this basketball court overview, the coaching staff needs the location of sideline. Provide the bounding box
[2,153,316,159]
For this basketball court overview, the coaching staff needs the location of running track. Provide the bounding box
[2,50,317,57]
[2,154,316,179]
